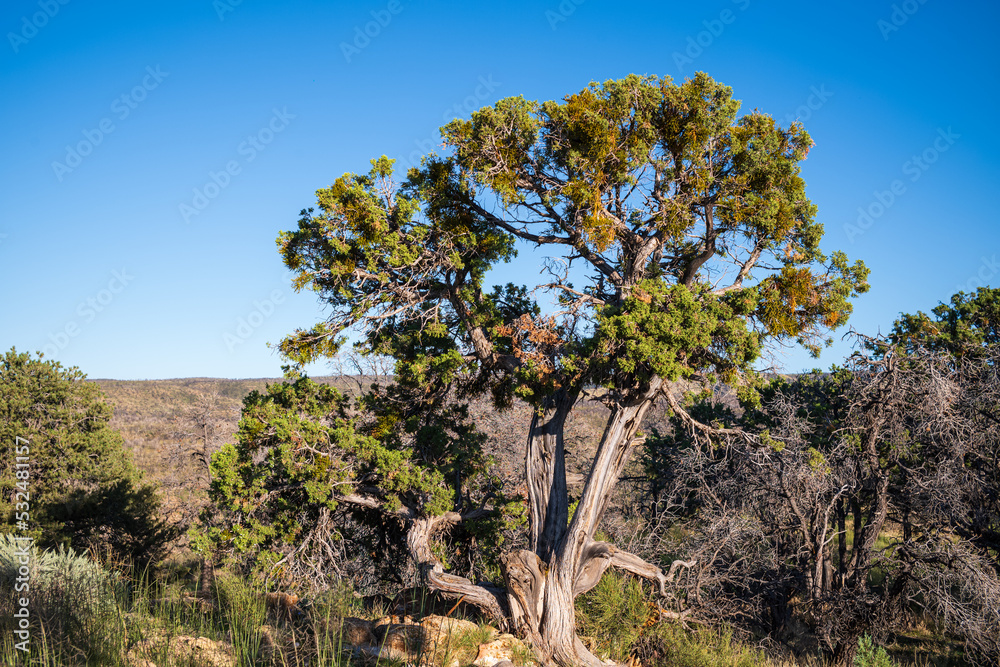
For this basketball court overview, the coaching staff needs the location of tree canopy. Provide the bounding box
[215,72,870,667]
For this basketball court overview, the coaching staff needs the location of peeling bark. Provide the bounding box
[503,549,606,667]
[526,389,576,561]
[505,379,667,666]
[396,378,681,667]
[574,539,695,596]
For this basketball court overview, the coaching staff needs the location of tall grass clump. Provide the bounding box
[214,571,266,663]
[637,623,769,667]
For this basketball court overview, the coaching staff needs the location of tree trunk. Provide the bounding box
[406,513,510,628]
[525,388,576,561]
[505,379,665,666]
[836,498,847,590]
[412,380,673,667]
[197,556,214,600]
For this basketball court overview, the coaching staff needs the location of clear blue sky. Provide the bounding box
[1,0,997,379]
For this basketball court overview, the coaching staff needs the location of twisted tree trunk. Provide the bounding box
[407,379,690,667]
[502,379,680,666]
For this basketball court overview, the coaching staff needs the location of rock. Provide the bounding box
[419,615,484,667]
[129,635,234,667]
[341,616,377,646]
[474,634,531,667]
[265,592,300,620]
[420,614,482,641]
[374,623,425,662]
[173,636,236,667]
[373,614,415,628]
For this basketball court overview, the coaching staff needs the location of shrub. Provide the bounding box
[0,535,129,663]
[575,569,656,662]
[854,635,897,667]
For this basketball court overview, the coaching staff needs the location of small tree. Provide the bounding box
[259,72,867,665]
[0,348,173,569]
[201,376,518,595]
[890,286,1000,357]
[888,287,1000,559]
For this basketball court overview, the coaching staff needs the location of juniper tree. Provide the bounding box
[268,72,867,666]
[0,348,172,569]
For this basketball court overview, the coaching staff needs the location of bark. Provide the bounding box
[503,549,606,667]
[197,556,214,600]
[406,513,510,629]
[525,389,576,561]
[396,378,675,667]
[836,498,847,590]
[847,474,890,588]
[505,378,666,666]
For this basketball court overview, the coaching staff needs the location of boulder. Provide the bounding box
[420,614,482,642]
[129,635,235,667]
[341,616,377,646]
[373,613,415,628]
[374,622,425,662]
[419,615,485,667]
[474,634,532,667]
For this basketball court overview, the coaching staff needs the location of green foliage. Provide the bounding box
[0,348,173,569]
[0,535,128,663]
[214,572,266,659]
[278,72,867,413]
[854,635,898,667]
[199,376,519,586]
[638,624,767,667]
[594,280,761,388]
[576,567,768,667]
[575,569,654,662]
[890,286,1000,357]
[0,534,121,610]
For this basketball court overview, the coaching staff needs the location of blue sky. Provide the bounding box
[1,0,997,379]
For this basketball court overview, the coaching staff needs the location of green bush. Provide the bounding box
[854,635,897,667]
[0,348,175,570]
